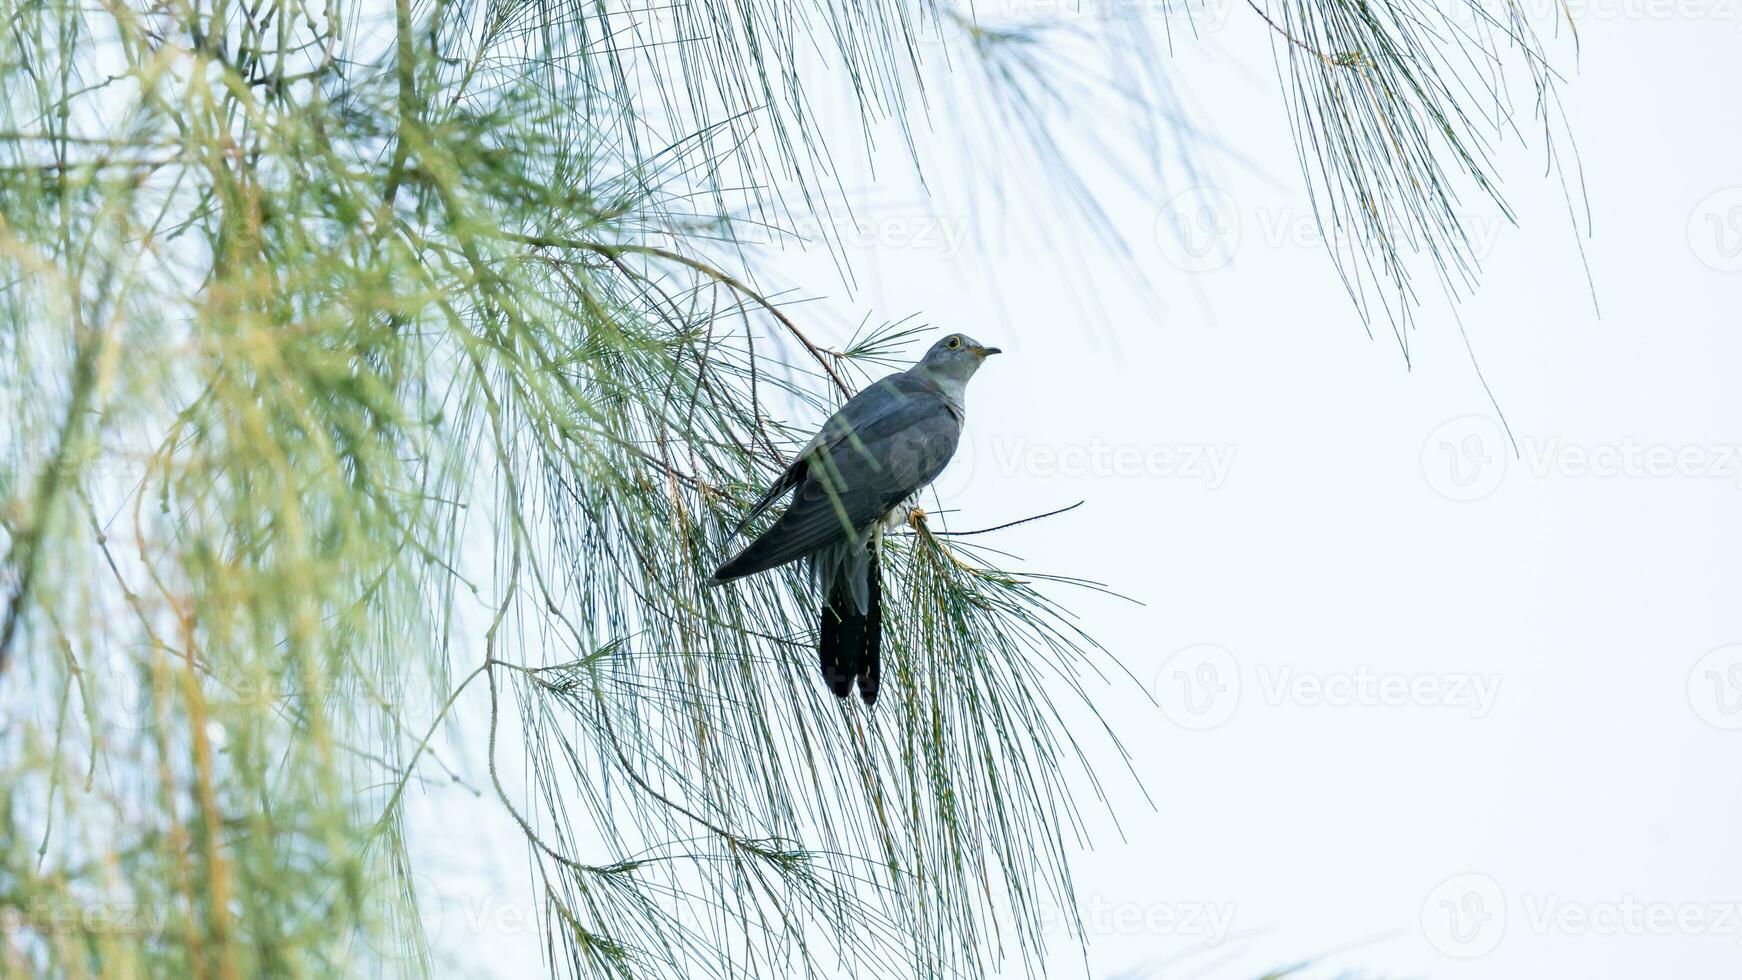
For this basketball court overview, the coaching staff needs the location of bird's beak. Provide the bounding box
[978,345,1002,357]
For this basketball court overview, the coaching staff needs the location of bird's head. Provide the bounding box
[916,333,1001,384]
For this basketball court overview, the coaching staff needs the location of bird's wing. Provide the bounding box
[726,372,945,538]
[711,382,961,581]
[727,457,805,539]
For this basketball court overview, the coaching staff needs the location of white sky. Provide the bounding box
[414,4,1742,977]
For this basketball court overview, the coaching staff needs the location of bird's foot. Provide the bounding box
[906,506,927,531]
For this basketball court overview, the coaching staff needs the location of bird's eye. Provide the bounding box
[946,336,960,350]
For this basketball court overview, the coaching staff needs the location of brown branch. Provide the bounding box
[380,0,417,210]
[1243,0,1342,65]
[498,231,853,397]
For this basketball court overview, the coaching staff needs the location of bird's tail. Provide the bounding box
[819,544,881,705]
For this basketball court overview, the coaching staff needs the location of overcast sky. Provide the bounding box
[412,4,1742,977]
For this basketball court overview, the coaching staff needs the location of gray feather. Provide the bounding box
[712,372,962,583]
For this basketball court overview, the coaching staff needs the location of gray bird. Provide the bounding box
[710,333,1002,704]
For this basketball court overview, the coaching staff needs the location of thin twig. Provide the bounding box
[919,501,1084,537]
[498,230,852,397]
[1244,0,1341,65]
